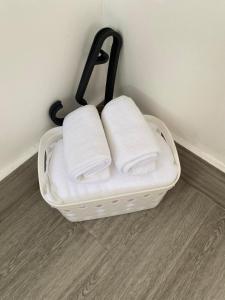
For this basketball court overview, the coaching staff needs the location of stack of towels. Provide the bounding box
[49,96,178,204]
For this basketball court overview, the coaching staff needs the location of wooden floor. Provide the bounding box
[1,155,225,300]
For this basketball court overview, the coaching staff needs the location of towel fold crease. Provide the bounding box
[63,105,111,183]
[101,96,160,175]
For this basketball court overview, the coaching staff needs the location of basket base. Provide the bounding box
[57,193,165,222]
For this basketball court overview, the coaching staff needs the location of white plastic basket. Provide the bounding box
[38,115,181,222]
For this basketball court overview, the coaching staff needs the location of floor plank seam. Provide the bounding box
[0,190,41,223]
[148,203,217,300]
[81,223,113,254]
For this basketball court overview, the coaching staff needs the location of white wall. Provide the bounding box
[0,0,104,180]
[1,0,225,181]
[104,0,225,172]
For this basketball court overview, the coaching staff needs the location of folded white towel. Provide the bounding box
[48,119,178,204]
[101,96,160,175]
[63,105,111,183]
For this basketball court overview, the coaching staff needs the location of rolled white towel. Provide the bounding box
[63,105,111,182]
[101,96,160,175]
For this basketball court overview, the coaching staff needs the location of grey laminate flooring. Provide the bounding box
[0,155,225,300]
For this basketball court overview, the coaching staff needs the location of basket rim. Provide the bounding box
[38,115,181,208]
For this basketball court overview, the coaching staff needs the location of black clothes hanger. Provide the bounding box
[49,27,122,126]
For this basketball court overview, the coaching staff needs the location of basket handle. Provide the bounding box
[38,129,60,197]
[38,145,48,198]
[145,116,180,168]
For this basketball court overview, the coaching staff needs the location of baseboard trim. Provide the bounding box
[177,143,225,208]
[0,144,38,182]
[174,134,225,174]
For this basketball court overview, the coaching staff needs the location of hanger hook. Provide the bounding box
[49,100,64,126]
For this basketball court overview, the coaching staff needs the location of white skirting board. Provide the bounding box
[173,134,225,174]
[0,134,225,182]
[0,144,38,182]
